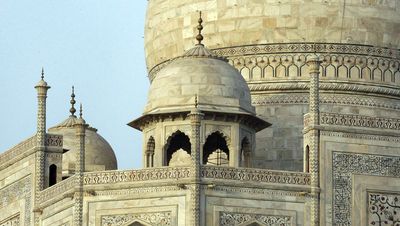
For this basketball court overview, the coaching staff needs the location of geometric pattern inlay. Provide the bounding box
[369,193,400,226]
[332,152,400,225]
[101,212,171,226]
[219,212,291,226]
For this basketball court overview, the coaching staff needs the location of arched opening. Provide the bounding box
[246,222,263,226]
[49,164,57,187]
[126,220,150,226]
[304,145,310,173]
[203,131,229,165]
[165,131,191,166]
[145,136,155,168]
[240,137,251,167]
[128,222,146,226]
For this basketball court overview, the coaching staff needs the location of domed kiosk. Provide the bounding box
[48,88,117,178]
[130,16,270,168]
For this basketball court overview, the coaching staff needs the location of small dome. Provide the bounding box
[48,116,117,176]
[145,45,255,115]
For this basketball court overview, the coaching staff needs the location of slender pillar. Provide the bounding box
[73,104,87,226]
[188,95,204,226]
[307,55,321,226]
[33,68,50,226]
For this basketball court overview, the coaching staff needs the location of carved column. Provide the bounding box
[188,106,203,226]
[307,55,321,226]
[33,72,50,226]
[73,115,87,226]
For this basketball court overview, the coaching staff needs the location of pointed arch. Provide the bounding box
[123,218,152,226]
[203,131,229,165]
[164,131,191,166]
[145,136,155,167]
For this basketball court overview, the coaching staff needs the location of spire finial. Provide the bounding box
[195,94,198,108]
[70,86,76,116]
[41,67,44,80]
[79,103,83,118]
[195,11,204,45]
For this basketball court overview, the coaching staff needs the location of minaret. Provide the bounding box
[74,103,87,226]
[306,54,321,226]
[33,68,50,225]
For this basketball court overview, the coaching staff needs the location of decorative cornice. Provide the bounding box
[248,81,400,97]
[252,93,400,111]
[149,43,400,82]
[320,131,400,143]
[213,42,399,59]
[320,112,400,131]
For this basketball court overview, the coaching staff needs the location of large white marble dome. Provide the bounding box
[144,44,255,115]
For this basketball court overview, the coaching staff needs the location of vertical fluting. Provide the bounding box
[74,114,87,226]
[188,106,203,226]
[307,55,321,226]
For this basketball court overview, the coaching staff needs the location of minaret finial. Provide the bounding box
[70,86,76,116]
[195,94,198,108]
[79,103,83,118]
[41,67,44,79]
[196,11,204,45]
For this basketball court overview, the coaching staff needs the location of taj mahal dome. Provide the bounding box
[0,1,399,226]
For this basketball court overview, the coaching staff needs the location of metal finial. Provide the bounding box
[79,103,83,118]
[41,67,44,79]
[70,86,76,116]
[195,94,198,108]
[196,11,204,45]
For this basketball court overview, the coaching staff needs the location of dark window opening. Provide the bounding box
[203,131,229,165]
[305,145,310,173]
[49,164,57,186]
[165,131,191,166]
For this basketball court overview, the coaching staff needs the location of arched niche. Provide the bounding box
[240,137,251,167]
[203,131,229,165]
[238,220,266,226]
[164,131,191,166]
[145,136,155,167]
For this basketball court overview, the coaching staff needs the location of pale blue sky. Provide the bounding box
[0,1,149,169]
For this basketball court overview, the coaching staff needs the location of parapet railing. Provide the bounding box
[38,166,310,206]
[40,175,76,204]
[83,167,192,185]
[201,166,310,186]
[82,166,310,186]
